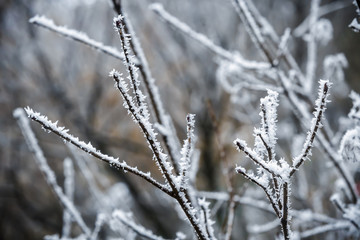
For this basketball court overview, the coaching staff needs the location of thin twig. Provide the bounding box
[13,108,91,237]
[113,6,181,174]
[24,107,172,196]
[150,3,270,70]
[29,15,128,62]
[290,80,330,176]
[236,167,280,217]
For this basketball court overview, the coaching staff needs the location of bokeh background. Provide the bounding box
[1,0,360,239]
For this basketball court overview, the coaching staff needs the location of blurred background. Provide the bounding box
[1,0,360,239]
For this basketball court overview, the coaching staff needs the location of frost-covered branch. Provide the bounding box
[197,191,274,214]
[150,3,270,70]
[115,9,181,173]
[235,166,280,217]
[179,114,196,190]
[231,0,274,64]
[114,15,145,110]
[23,107,172,195]
[90,214,107,240]
[29,15,127,62]
[244,0,305,85]
[13,108,91,237]
[278,72,357,203]
[234,139,282,177]
[112,210,166,240]
[62,157,74,238]
[247,218,280,234]
[16,1,360,239]
[299,222,350,239]
[290,80,331,176]
[68,145,104,204]
[110,70,175,186]
[233,80,331,240]
[112,69,208,240]
[272,28,291,66]
[227,1,355,204]
[198,198,217,240]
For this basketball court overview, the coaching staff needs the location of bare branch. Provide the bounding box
[29,15,128,62]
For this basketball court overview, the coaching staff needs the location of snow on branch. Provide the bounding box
[231,0,274,64]
[198,198,217,240]
[197,191,274,214]
[111,22,209,239]
[22,107,172,195]
[114,15,146,110]
[272,28,291,66]
[112,210,166,240]
[234,139,283,177]
[235,166,280,217]
[291,80,331,176]
[110,70,176,189]
[112,16,179,185]
[259,89,279,155]
[90,213,107,240]
[179,114,196,190]
[299,222,351,239]
[119,11,181,172]
[150,3,270,70]
[13,108,91,237]
[29,15,128,62]
[247,218,280,234]
[62,157,75,238]
[233,80,331,240]
[278,72,357,203]
[68,145,104,204]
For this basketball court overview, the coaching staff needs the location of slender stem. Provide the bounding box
[115,17,143,109]
[223,195,236,240]
[236,168,280,217]
[290,82,329,176]
[234,140,280,177]
[232,0,275,65]
[257,133,282,209]
[26,107,172,196]
[30,15,126,62]
[113,74,208,240]
[281,182,290,240]
[115,6,181,174]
